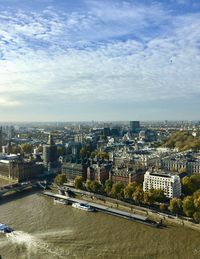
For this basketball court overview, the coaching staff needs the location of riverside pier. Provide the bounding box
[43,191,161,228]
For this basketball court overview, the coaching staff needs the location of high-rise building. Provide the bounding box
[130,121,140,133]
[43,133,58,169]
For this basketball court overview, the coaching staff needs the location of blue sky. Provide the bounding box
[0,0,200,121]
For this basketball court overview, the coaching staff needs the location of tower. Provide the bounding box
[43,133,58,170]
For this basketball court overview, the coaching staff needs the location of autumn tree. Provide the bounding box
[74,176,83,189]
[169,198,182,215]
[54,173,67,186]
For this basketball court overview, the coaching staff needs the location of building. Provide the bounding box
[130,121,140,134]
[87,163,111,184]
[61,162,87,181]
[143,170,181,198]
[111,166,144,186]
[0,159,44,182]
[160,155,200,174]
[43,133,57,169]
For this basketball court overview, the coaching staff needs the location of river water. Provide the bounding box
[1,191,200,259]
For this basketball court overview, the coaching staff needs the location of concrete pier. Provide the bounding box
[43,191,160,227]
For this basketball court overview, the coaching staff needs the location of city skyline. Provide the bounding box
[0,0,200,121]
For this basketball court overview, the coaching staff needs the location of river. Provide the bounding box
[0,191,200,259]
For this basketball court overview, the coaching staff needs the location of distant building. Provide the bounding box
[143,170,181,198]
[130,121,140,134]
[43,133,57,169]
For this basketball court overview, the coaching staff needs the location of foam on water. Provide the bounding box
[6,231,68,259]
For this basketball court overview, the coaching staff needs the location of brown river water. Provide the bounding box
[0,191,200,259]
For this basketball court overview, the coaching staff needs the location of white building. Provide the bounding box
[143,170,181,198]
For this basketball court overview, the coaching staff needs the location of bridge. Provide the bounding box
[0,182,34,197]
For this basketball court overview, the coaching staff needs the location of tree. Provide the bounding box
[74,176,83,189]
[104,179,113,195]
[182,196,195,217]
[193,212,200,223]
[54,173,67,186]
[194,196,200,211]
[124,182,137,199]
[159,203,166,211]
[133,186,144,204]
[152,189,166,203]
[20,143,33,154]
[80,147,87,158]
[85,179,92,191]
[90,181,101,193]
[169,198,182,215]
[182,176,195,195]
[144,191,155,206]
[111,182,125,199]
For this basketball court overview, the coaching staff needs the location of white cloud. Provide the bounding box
[0,1,200,111]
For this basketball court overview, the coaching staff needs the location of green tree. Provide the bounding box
[152,189,166,203]
[80,147,87,158]
[124,182,138,199]
[74,176,83,189]
[143,191,155,206]
[104,179,113,195]
[169,198,182,215]
[85,179,92,191]
[90,181,101,193]
[182,176,195,195]
[133,186,144,204]
[20,143,33,154]
[54,173,67,186]
[182,196,195,217]
[193,211,200,223]
[111,182,125,199]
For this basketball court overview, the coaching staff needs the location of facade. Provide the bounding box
[143,170,181,198]
[0,160,44,182]
[111,166,144,186]
[62,162,87,181]
[87,163,111,184]
[160,156,200,174]
[43,134,57,169]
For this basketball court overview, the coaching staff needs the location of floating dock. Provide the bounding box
[43,191,161,228]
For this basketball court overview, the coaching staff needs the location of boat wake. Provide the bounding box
[6,231,68,259]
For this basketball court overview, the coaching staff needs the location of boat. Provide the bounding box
[72,202,95,212]
[0,224,14,234]
[54,198,68,205]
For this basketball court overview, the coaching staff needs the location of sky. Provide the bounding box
[0,0,200,121]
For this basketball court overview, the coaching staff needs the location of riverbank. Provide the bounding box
[61,186,200,232]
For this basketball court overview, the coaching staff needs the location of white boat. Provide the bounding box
[53,198,68,205]
[0,224,14,234]
[72,202,95,212]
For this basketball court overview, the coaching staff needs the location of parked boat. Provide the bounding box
[72,202,95,212]
[53,198,68,205]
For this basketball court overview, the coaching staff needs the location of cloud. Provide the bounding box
[0,0,199,113]
[0,97,21,107]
